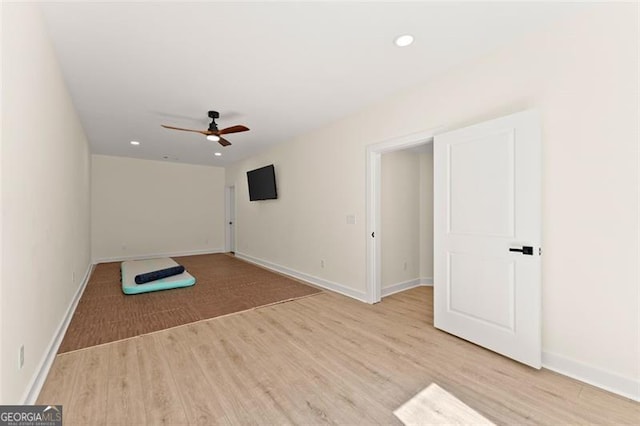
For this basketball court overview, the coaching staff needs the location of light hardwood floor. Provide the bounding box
[38,287,639,425]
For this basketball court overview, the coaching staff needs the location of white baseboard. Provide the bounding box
[381,277,433,297]
[235,252,368,303]
[421,277,434,286]
[542,351,639,401]
[20,262,94,405]
[93,247,225,264]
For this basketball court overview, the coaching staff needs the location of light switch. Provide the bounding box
[346,214,356,225]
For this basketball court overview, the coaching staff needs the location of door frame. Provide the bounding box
[224,185,236,253]
[365,129,439,303]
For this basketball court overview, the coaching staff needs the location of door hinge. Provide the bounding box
[539,247,542,256]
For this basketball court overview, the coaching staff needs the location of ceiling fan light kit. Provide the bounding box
[161,110,249,147]
[394,34,414,47]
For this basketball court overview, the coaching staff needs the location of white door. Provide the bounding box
[227,186,236,253]
[433,110,542,368]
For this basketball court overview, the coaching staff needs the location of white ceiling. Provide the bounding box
[40,2,585,167]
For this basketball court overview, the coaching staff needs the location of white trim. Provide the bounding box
[93,247,225,264]
[235,252,368,303]
[365,147,381,304]
[381,277,433,297]
[542,352,640,402]
[367,128,442,154]
[21,263,94,404]
[366,128,439,304]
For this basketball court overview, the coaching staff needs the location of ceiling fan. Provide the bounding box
[161,111,249,147]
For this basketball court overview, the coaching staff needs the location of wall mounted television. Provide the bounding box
[247,164,277,201]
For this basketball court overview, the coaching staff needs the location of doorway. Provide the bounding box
[225,186,236,254]
[366,129,436,304]
[379,144,433,298]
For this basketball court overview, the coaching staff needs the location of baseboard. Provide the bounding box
[235,252,368,303]
[20,262,94,404]
[421,277,434,286]
[542,351,639,401]
[381,277,433,297]
[93,247,226,264]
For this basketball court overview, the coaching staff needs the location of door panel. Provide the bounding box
[448,130,515,237]
[448,252,515,331]
[434,110,541,368]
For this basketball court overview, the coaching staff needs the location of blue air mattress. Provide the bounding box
[121,258,196,295]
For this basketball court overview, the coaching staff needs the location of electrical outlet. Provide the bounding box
[19,345,24,370]
[320,260,325,268]
[121,244,127,251]
[403,261,407,271]
[72,271,76,284]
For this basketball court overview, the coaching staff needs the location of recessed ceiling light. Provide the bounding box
[207,135,221,142]
[394,34,414,47]
[214,152,222,157]
[130,140,140,145]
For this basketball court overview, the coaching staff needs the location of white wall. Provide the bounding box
[381,150,420,288]
[226,4,639,398]
[380,148,434,290]
[1,3,92,404]
[91,155,226,262]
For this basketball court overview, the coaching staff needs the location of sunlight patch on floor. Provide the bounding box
[394,383,495,425]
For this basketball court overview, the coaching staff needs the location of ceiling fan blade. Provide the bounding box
[218,137,232,147]
[161,124,210,135]
[218,125,250,135]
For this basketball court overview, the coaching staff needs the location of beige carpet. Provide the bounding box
[58,253,322,353]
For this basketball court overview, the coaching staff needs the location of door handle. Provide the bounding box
[509,246,533,255]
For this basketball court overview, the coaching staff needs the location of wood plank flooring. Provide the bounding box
[38,287,639,425]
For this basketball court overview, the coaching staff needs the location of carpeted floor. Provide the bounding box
[58,253,322,353]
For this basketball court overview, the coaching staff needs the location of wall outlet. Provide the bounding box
[121,244,127,251]
[403,261,407,271]
[346,214,356,225]
[72,271,76,284]
[320,260,325,268]
[19,345,24,370]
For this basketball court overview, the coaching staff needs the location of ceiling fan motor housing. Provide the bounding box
[208,111,219,131]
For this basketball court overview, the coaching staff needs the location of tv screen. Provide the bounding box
[247,164,277,201]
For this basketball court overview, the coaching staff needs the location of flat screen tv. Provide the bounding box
[247,164,277,201]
